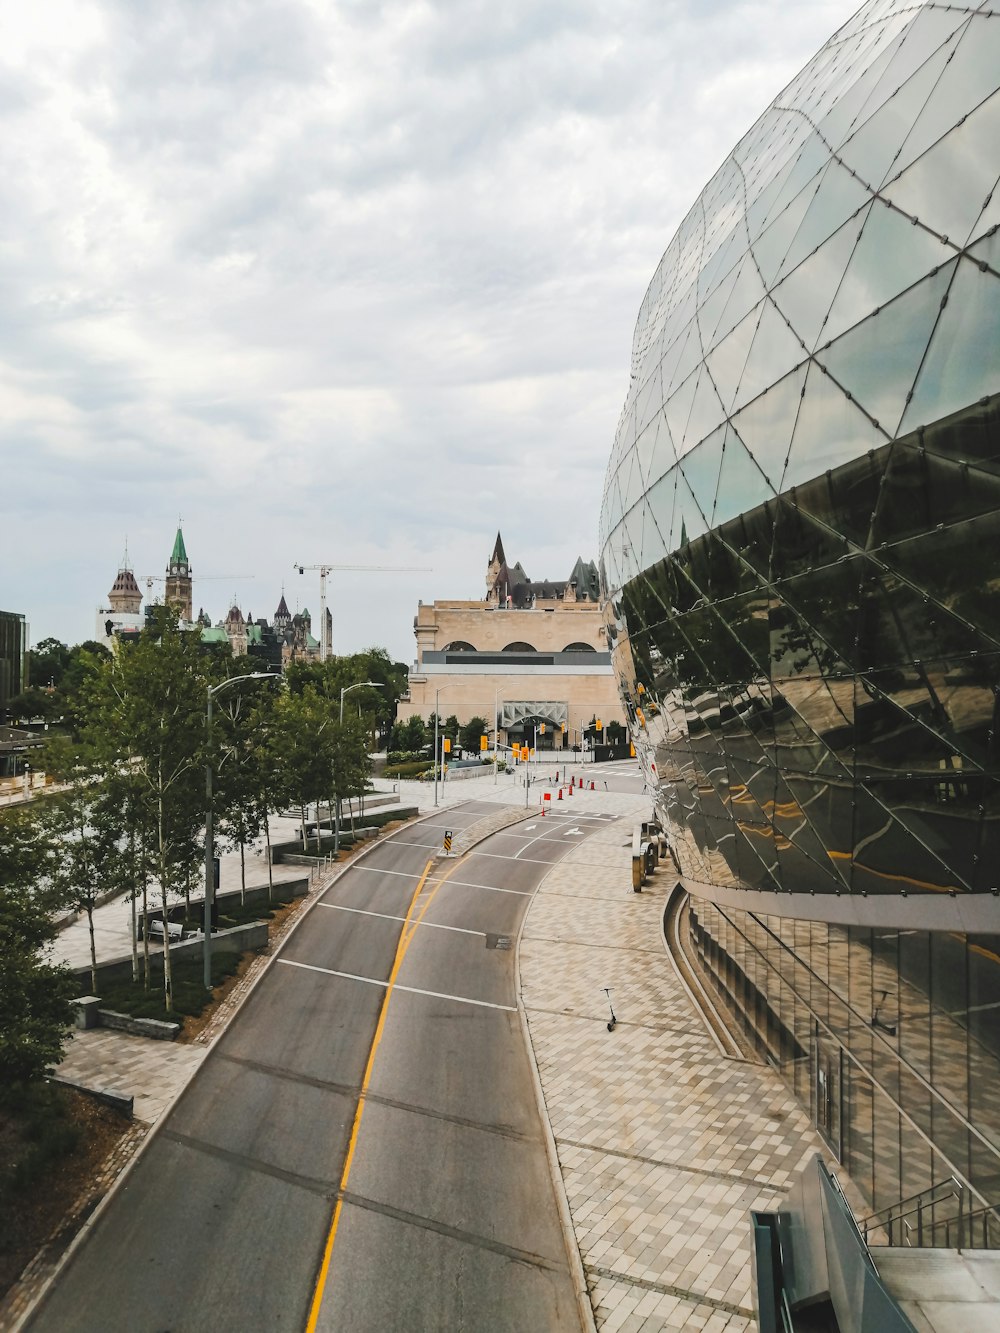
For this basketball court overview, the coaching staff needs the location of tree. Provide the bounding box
[459,716,489,755]
[79,607,206,1012]
[39,735,112,996]
[0,806,75,1091]
[214,663,277,903]
[390,715,426,753]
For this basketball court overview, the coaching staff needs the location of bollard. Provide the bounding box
[558,788,563,800]
[591,781,596,790]
[567,784,573,797]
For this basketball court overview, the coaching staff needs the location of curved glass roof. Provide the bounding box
[600,0,1000,596]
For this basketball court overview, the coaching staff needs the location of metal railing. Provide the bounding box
[857,1176,1000,1249]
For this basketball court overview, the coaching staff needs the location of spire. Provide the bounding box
[170,526,188,568]
[490,532,506,566]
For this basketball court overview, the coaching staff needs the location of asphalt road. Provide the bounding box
[31,800,619,1333]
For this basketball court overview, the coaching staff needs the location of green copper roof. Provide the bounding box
[200,627,228,644]
[170,527,188,565]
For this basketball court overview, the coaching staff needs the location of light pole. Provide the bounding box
[433,686,443,808]
[336,681,384,852]
[205,672,277,991]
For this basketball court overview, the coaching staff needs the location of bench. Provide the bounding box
[148,919,184,943]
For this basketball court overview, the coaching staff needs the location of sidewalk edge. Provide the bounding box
[515,871,599,1333]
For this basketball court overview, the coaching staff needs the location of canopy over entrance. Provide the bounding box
[499,700,567,729]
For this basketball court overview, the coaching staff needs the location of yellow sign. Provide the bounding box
[443,830,453,854]
[480,734,488,751]
[630,742,636,757]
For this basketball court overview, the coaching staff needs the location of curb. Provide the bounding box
[515,852,600,1333]
[9,798,530,1331]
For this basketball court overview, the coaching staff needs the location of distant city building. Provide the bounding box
[398,533,625,749]
[601,0,1000,1260]
[0,609,28,721]
[164,526,193,623]
[96,548,145,645]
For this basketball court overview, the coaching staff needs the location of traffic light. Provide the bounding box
[561,722,566,734]
[480,734,488,751]
[596,719,603,731]
[443,738,451,754]
[539,723,546,735]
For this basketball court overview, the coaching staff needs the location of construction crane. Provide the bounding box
[294,562,431,660]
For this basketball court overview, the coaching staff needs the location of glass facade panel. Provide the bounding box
[604,0,1000,1223]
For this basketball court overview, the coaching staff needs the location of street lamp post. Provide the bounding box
[336,681,384,853]
[205,672,277,991]
[433,687,443,808]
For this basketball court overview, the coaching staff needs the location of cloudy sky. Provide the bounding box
[1,0,857,662]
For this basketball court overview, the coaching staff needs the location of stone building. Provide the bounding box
[164,526,193,623]
[397,534,625,750]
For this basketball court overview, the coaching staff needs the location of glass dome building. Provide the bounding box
[601,0,1000,1226]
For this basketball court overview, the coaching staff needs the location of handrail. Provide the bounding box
[861,1177,965,1248]
[861,1175,962,1228]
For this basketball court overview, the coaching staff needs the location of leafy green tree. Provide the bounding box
[214,664,278,902]
[79,607,206,1012]
[0,806,75,1092]
[390,715,426,753]
[459,716,489,755]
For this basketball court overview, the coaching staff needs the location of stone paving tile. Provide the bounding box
[519,795,828,1331]
[55,1029,206,1124]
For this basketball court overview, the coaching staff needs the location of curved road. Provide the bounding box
[31,800,619,1332]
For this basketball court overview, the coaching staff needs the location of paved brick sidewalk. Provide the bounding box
[520,799,826,1332]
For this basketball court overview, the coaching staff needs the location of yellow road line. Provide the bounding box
[304,852,465,1332]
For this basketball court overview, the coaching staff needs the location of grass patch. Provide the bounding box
[85,950,247,1021]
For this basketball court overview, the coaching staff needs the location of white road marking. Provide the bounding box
[564,828,584,837]
[513,824,568,860]
[278,958,516,1012]
[468,850,559,866]
[426,877,531,897]
[337,865,531,895]
[317,902,482,936]
[382,839,445,850]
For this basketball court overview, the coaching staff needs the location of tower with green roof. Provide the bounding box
[164,525,193,622]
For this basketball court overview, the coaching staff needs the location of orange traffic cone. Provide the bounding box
[558,788,563,800]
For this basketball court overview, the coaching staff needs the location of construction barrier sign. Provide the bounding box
[443,829,453,854]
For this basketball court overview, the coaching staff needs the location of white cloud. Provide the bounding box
[0,0,858,659]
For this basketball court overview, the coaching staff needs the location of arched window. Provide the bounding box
[444,640,476,652]
[563,641,596,652]
[502,641,536,653]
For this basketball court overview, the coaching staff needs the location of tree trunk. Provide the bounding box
[129,828,138,984]
[159,786,173,1013]
[141,877,150,989]
[264,802,273,904]
[87,899,98,996]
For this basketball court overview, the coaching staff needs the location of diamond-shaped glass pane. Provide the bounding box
[901,259,1000,434]
[817,262,953,436]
